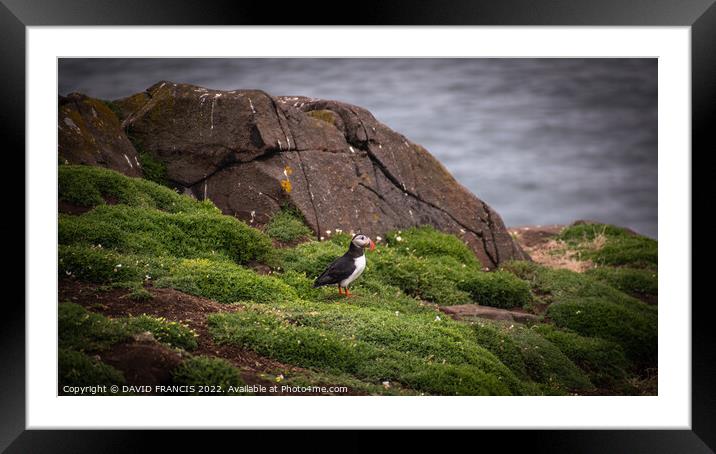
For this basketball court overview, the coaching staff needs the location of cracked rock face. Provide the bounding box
[61,81,529,268]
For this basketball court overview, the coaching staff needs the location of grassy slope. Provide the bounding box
[58,302,244,394]
[58,165,658,395]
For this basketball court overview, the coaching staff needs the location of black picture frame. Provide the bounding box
[5,0,711,451]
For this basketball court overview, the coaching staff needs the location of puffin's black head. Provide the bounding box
[351,233,375,251]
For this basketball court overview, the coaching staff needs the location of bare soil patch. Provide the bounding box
[509,225,594,272]
[101,339,184,388]
[59,200,91,215]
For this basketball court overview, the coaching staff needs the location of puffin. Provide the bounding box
[313,233,376,297]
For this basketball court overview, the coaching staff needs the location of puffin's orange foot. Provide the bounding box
[345,288,351,297]
[338,286,343,295]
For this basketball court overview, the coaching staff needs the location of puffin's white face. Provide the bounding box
[352,234,376,251]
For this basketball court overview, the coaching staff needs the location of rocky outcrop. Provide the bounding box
[440,304,540,324]
[59,93,142,177]
[60,81,529,268]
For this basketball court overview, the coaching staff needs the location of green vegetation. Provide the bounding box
[384,226,480,265]
[585,267,657,298]
[59,348,125,389]
[59,303,197,351]
[471,321,593,393]
[58,167,658,395]
[278,238,345,277]
[264,208,313,242]
[59,244,176,283]
[59,302,133,352]
[171,356,246,394]
[207,298,599,394]
[533,325,630,389]
[101,99,124,120]
[128,285,153,302]
[59,203,272,264]
[155,258,297,304]
[280,226,531,309]
[458,271,532,309]
[547,297,656,368]
[124,131,171,187]
[123,315,198,351]
[503,260,657,367]
[276,368,421,395]
[59,165,197,211]
[209,308,524,395]
[137,150,169,187]
[59,302,229,392]
[558,223,657,269]
[370,253,474,306]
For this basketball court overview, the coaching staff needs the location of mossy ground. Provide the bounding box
[59,302,200,352]
[585,267,657,300]
[58,166,658,395]
[279,227,531,309]
[171,356,247,395]
[503,260,657,368]
[264,207,314,243]
[58,302,242,393]
[558,223,657,270]
[59,348,125,391]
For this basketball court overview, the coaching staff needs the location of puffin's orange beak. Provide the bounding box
[369,240,376,251]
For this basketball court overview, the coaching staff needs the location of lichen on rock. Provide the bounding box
[59,93,142,177]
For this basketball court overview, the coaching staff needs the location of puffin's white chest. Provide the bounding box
[340,255,366,287]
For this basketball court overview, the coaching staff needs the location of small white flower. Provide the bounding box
[376,236,382,241]
[116,264,122,268]
[335,228,343,233]
[395,311,400,316]
[326,230,332,235]
[576,310,582,315]
[382,381,391,389]
[434,316,441,322]
[320,236,325,240]
[395,236,403,242]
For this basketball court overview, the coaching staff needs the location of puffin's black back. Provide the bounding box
[313,241,364,287]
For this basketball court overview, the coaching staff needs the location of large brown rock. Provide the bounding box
[64,81,528,268]
[440,304,540,324]
[58,93,142,177]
